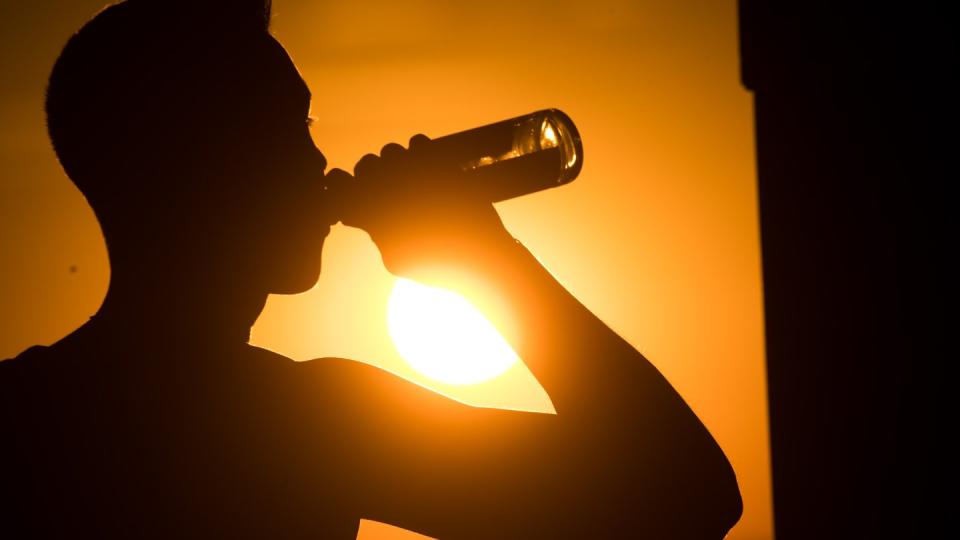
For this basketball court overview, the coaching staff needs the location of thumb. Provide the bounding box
[322,168,357,225]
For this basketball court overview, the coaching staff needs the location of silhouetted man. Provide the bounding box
[1,1,742,537]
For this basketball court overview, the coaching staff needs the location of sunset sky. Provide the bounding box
[0,1,771,538]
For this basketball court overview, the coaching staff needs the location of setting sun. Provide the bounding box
[387,278,519,385]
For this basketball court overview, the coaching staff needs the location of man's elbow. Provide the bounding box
[687,447,744,538]
[649,436,743,538]
[609,456,743,539]
[711,458,744,537]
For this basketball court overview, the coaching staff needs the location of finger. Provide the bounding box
[380,142,405,161]
[353,153,380,177]
[408,133,431,150]
[321,168,354,221]
[323,167,353,187]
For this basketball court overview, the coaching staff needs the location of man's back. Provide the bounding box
[1,327,361,538]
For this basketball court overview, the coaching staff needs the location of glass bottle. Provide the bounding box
[424,108,583,202]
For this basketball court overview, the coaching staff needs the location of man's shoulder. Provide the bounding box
[2,344,50,361]
[1,326,101,375]
[260,349,431,404]
[0,344,51,374]
[246,345,377,377]
[287,352,410,386]
[0,345,55,412]
[242,345,379,387]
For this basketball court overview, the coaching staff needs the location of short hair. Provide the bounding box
[45,0,274,207]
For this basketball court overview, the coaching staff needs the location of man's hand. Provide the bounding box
[326,134,517,283]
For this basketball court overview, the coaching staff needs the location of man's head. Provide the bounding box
[46,0,330,296]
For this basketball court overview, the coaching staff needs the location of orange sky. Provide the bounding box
[0,1,771,538]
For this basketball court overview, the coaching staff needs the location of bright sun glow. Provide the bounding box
[387,278,519,385]
[540,118,559,148]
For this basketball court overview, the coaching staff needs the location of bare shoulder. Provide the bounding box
[289,354,512,431]
[240,346,410,403]
[0,345,53,385]
[243,345,378,382]
[291,354,440,405]
[1,345,50,366]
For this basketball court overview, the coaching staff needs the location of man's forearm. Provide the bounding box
[453,234,744,535]
[453,235,660,415]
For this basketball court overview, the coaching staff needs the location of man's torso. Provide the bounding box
[1,332,361,538]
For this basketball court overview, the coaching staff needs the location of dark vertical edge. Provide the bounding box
[738,2,949,538]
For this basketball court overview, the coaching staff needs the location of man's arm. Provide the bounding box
[313,138,743,537]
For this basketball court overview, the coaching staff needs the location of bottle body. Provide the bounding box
[324,109,584,222]
[424,109,583,202]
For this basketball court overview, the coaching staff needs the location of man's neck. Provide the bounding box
[92,275,268,350]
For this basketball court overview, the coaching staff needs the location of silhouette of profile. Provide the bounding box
[1,1,742,538]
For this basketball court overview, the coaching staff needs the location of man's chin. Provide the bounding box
[267,262,322,295]
[262,236,326,295]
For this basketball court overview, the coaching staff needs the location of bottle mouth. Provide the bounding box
[539,109,583,183]
[462,109,584,184]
